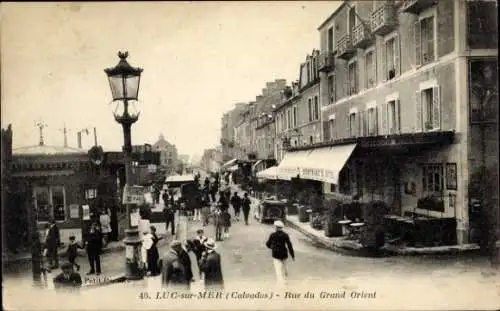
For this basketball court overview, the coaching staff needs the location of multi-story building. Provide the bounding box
[277,0,498,245]
[221,103,247,161]
[255,112,275,160]
[201,148,222,173]
[275,82,300,163]
[152,134,178,174]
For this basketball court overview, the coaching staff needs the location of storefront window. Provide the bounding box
[34,186,66,222]
[422,164,444,196]
[34,187,51,222]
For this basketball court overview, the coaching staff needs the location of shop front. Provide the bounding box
[11,145,122,245]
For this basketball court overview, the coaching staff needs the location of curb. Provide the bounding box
[284,218,372,257]
[285,217,500,258]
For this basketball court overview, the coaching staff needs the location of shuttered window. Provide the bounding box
[418,85,441,131]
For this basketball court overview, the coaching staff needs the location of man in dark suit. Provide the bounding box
[45,219,60,269]
[199,239,224,291]
[161,240,188,290]
[85,222,102,275]
[178,241,194,287]
[53,262,82,292]
[266,220,295,285]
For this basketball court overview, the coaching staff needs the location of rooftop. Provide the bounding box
[12,144,86,156]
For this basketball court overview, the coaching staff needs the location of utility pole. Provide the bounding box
[93,127,98,147]
[77,128,90,149]
[58,123,72,147]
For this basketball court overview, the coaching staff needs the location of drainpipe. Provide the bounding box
[77,132,82,149]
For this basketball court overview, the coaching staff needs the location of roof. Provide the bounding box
[12,145,86,156]
[317,2,346,31]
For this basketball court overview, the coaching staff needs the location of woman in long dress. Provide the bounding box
[148,226,162,276]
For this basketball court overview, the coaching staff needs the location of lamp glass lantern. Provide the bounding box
[104,51,143,124]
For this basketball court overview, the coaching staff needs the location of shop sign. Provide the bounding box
[300,167,337,183]
[122,185,145,205]
[69,204,79,219]
[82,205,90,220]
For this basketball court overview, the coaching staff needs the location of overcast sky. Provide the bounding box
[1,2,340,157]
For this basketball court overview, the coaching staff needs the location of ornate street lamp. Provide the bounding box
[104,51,143,280]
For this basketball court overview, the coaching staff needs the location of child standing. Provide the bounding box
[66,236,84,271]
[222,209,231,239]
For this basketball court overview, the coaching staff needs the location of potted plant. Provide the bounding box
[323,199,343,237]
[360,200,389,251]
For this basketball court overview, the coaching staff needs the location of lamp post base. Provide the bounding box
[124,227,143,280]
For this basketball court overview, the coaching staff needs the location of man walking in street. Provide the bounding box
[230,192,242,222]
[242,192,252,225]
[85,222,102,275]
[163,198,176,236]
[266,220,295,285]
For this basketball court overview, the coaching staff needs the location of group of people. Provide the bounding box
[161,229,223,291]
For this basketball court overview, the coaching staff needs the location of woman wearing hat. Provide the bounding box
[199,239,224,291]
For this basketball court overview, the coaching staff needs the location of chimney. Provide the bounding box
[77,132,82,149]
[93,127,98,146]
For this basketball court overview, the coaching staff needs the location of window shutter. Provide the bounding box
[415,90,422,132]
[347,113,351,138]
[415,21,422,67]
[375,107,379,135]
[323,121,330,142]
[381,103,388,135]
[362,111,368,136]
[394,35,401,77]
[381,42,387,82]
[432,86,441,130]
[372,50,377,85]
[395,99,401,134]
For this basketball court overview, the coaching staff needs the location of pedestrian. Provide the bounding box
[179,241,194,287]
[99,209,111,247]
[162,189,169,207]
[210,184,217,203]
[213,207,224,241]
[193,193,203,222]
[222,208,231,239]
[201,196,211,226]
[53,262,82,292]
[218,191,229,212]
[85,222,102,275]
[141,229,154,275]
[65,236,84,272]
[242,192,252,225]
[149,226,163,275]
[265,220,295,285]
[161,240,188,290]
[230,192,241,222]
[44,219,61,270]
[199,239,224,291]
[163,199,176,236]
[191,229,208,276]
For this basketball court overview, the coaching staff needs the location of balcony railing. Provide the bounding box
[336,34,356,60]
[400,0,437,15]
[352,23,374,49]
[318,52,336,72]
[371,3,398,36]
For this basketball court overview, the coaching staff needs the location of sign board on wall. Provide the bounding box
[122,185,145,205]
[82,205,90,221]
[69,204,79,219]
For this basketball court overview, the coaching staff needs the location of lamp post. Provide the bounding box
[104,51,144,280]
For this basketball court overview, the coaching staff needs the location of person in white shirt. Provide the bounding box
[141,230,154,275]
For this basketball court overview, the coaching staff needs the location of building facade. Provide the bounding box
[221,103,247,161]
[152,134,178,174]
[300,0,498,245]
[201,148,223,173]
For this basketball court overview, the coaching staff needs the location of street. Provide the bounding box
[4,187,500,310]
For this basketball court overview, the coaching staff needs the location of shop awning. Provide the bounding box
[227,165,239,172]
[300,144,357,184]
[256,166,289,180]
[277,150,313,179]
[221,158,238,168]
[11,170,75,178]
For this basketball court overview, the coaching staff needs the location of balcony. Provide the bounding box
[371,3,398,37]
[318,52,335,72]
[400,0,437,15]
[336,34,356,60]
[352,23,374,49]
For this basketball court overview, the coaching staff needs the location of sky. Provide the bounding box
[1,2,340,157]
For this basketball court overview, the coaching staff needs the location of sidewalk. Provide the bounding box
[285,214,500,257]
